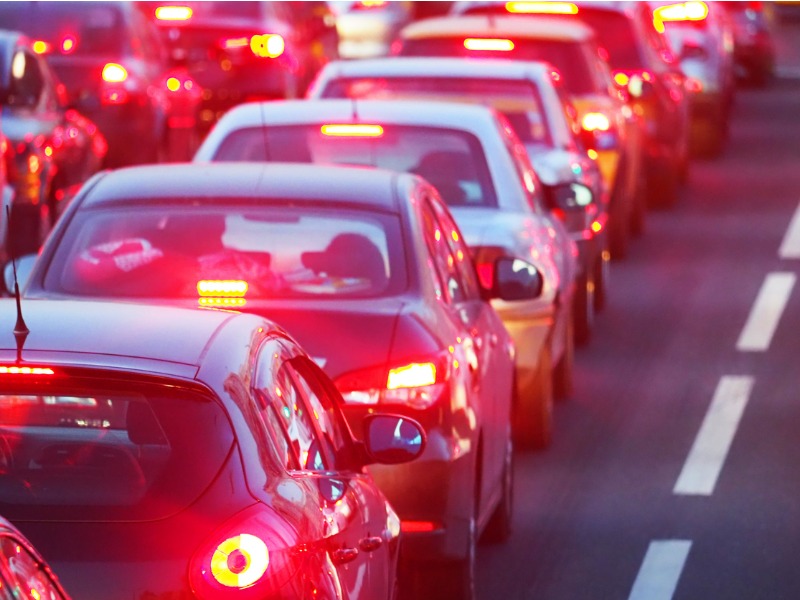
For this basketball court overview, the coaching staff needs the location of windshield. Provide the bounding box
[44,205,405,301]
[321,77,553,146]
[0,381,233,521]
[213,124,498,208]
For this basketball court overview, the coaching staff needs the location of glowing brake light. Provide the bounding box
[581,112,611,132]
[155,5,193,20]
[210,534,269,588]
[32,40,51,55]
[464,38,514,52]
[653,2,708,32]
[0,366,55,375]
[387,363,437,390]
[613,71,630,87]
[102,63,128,83]
[320,124,384,137]
[197,280,248,297]
[505,2,578,14]
[61,35,77,54]
[250,34,284,58]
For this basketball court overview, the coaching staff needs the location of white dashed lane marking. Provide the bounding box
[778,201,800,258]
[628,540,692,600]
[736,272,796,352]
[673,376,754,496]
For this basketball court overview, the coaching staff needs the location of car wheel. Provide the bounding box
[481,434,513,544]
[437,515,477,600]
[553,316,575,400]
[573,272,594,346]
[513,349,554,450]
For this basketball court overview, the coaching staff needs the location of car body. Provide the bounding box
[307,56,608,343]
[401,9,646,259]
[0,1,174,167]
[651,0,736,156]
[0,514,71,599]
[329,0,415,59]
[0,295,425,599]
[721,0,775,85]
[146,1,339,136]
[0,30,107,260]
[16,161,533,598]
[194,99,579,450]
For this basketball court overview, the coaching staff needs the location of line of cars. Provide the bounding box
[0,1,777,599]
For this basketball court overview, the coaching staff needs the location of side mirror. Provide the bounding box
[494,257,543,301]
[543,182,594,212]
[4,254,37,295]
[362,414,425,465]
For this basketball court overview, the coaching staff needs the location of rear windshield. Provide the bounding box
[213,124,499,208]
[562,9,644,70]
[44,205,406,301]
[0,2,127,56]
[0,381,234,521]
[321,77,552,146]
[399,38,597,95]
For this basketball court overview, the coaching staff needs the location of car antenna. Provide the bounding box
[258,103,272,160]
[5,206,29,361]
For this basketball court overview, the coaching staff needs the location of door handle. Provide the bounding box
[332,547,359,565]
[359,536,383,552]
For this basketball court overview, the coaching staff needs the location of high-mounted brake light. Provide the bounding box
[155,5,193,21]
[505,2,578,14]
[582,112,611,132]
[463,38,515,52]
[0,366,55,375]
[32,40,51,55]
[102,63,128,83]
[653,1,708,32]
[320,124,384,137]
[197,280,248,297]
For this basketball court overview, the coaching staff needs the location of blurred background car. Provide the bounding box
[721,0,776,85]
[0,1,175,168]
[0,514,71,599]
[651,0,736,157]
[328,0,415,59]
[16,161,530,599]
[195,99,578,451]
[145,1,339,138]
[308,56,608,344]
[0,296,424,599]
[0,30,106,260]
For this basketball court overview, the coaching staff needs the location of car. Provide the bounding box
[0,1,176,168]
[428,7,646,257]
[145,1,340,137]
[11,161,537,599]
[0,30,107,260]
[651,0,736,157]
[0,514,71,599]
[721,0,776,86]
[329,0,415,59]
[193,99,579,450]
[0,293,425,599]
[307,56,608,343]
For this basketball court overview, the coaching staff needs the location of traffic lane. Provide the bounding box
[475,77,800,599]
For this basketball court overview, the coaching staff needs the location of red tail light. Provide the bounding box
[101,63,130,105]
[334,353,450,409]
[250,34,284,58]
[31,40,52,55]
[581,112,611,132]
[653,1,708,32]
[189,504,301,599]
[102,63,128,83]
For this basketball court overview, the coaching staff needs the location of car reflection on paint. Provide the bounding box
[0,295,425,599]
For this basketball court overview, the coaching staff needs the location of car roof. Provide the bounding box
[317,56,556,81]
[80,162,410,214]
[400,14,594,43]
[0,298,238,371]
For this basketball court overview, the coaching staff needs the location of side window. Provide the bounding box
[431,200,481,301]
[0,536,65,600]
[496,113,547,214]
[419,197,466,303]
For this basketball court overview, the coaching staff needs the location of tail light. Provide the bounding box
[581,112,610,132]
[102,63,128,83]
[581,112,618,151]
[653,1,709,32]
[685,77,703,93]
[101,63,130,105]
[189,504,303,599]
[155,5,193,20]
[334,352,451,409]
[220,35,284,59]
[31,40,51,55]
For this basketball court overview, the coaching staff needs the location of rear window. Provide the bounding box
[44,205,406,301]
[0,2,127,56]
[564,8,645,70]
[399,38,598,95]
[321,77,552,146]
[214,124,499,208]
[0,381,234,521]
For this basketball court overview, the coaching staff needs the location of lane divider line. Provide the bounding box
[628,540,692,600]
[779,201,800,259]
[736,272,796,352]
[673,376,754,496]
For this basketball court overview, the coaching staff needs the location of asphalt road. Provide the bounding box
[476,16,800,600]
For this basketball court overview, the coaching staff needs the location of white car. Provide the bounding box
[195,98,579,449]
[307,56,609,345]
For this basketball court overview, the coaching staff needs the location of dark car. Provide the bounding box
[16,162,538,599]
[0,296,425,599]
[145,1,339,136]
[0,1,175,167]
[0,514,71,599]
[0,30,106,260]
[721,0,776,86]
